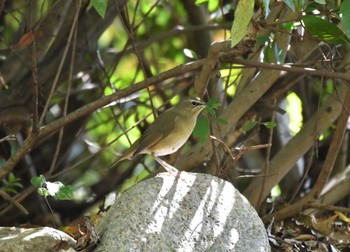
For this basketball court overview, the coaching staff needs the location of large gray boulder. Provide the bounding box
[95,172,270,251]
[0,226,76,252]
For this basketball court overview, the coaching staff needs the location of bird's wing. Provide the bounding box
[134,110,176,155]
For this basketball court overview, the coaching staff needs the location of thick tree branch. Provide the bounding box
[220,57,350,82]
[268,83,350,221]
[0,60,204,179]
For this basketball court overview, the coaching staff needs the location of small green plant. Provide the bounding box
[31,175,73,200]
[2,173,23,194]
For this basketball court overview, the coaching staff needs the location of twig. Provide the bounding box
[209,135,236,163]
[221,57,350,82]
[234,144,272,163]
[209,126,223,175]
[29,1,40,134]
[116,3,158,119]
[310,84,350,198]
[0,187,36,217]
[49,0,81,175]
[306,203,350,214]
[0,135,16,143]
[257,101,276,210]
[269,83,350,221]
[109,24,230,60]
[0,59,205,179]
[0,189,29,215]
[38,1,82,126]
[194,40,232,97]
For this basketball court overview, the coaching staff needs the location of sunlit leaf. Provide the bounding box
[208,0,219,12]
[287,92,303,134]
[195,0,208,5]
[231,0,254,47]
[270,185,282,199]
[302,15,350,46]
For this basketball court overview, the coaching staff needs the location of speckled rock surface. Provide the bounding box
[95,172,270,252]
[0,226,76,252]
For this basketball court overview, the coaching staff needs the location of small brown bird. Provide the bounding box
[111,99,207,173]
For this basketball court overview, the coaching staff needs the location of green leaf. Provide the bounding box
[8,173,15,182]
[340,0,350,39]
[37,187,49,197]
[302,15,350,46]
[262,121,277,129]
[283,0,295,12]
[204,98,220,116]
[205,107,216,116]
[7,173,22,185]
[280,21,294,31]
[231,0,254,47]
[56,185,73,200]
[12,182,22,189]
[31,175,46,188]
[193,116,210,144]
[2,173,22,194]
[295,0,304,11]
[207,0,219,12]
[92,0,108,18]
[243,121,258,132]
[183,48,198,59]
[207,98,220,109]
[5,188,18,194]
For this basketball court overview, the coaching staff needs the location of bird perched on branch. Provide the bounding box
[110,98,207,174]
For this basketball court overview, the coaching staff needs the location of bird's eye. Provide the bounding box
[191,101,198,106]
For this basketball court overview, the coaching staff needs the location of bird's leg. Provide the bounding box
[153,156,179,176]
